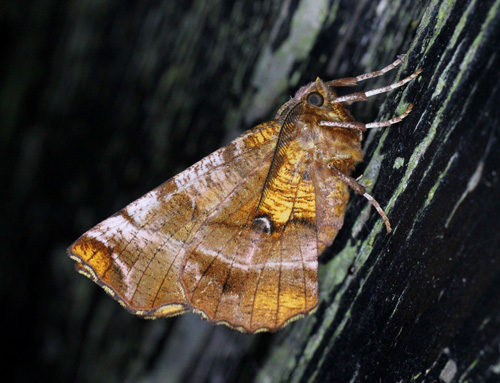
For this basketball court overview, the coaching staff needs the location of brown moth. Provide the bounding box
[68,56,421,333]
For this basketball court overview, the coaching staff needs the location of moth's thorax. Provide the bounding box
[289,79,363,174]
[314,125,362,174]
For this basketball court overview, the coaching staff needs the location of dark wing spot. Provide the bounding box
[252,215,273,234]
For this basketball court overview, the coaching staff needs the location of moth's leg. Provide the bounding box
[319,103,413,132]
[327,55,406,87]
[332,68,422,104]
[328,164,391,233]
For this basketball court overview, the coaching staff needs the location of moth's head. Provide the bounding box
[276,78,354,126]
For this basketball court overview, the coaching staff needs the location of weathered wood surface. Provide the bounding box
[3,0,500,382]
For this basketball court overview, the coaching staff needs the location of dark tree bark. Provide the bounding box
[3,0,500,382]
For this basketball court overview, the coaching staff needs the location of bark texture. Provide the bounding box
[3,0,500,382]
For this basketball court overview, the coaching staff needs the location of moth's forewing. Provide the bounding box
[181,126,320,332]
[68,122,281,318]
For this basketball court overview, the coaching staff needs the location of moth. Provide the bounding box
[69,56,421,333]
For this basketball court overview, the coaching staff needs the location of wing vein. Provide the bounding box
[256,103,302,212]
[249,237,279,330]
[275,174,303,327]
[212,204,256,318]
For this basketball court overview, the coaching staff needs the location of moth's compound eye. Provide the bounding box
[307,92,324,107]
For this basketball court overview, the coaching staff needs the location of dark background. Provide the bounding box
[2,0,500,382]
